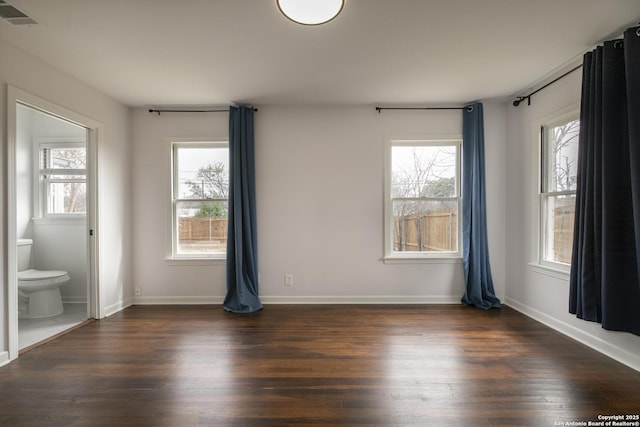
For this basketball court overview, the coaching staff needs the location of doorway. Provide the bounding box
[7,86,101,360]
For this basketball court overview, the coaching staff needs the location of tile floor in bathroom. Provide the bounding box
[19,303,88,350]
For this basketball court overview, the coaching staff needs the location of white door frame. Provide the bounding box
[6,85,102,360]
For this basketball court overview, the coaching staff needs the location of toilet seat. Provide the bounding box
[18,269,70,282]
[18,269,70,290]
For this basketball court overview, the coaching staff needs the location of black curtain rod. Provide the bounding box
[148,108,258,115]
[513,64,583,107]
[376,106,467,113]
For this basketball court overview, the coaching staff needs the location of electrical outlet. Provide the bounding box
[135,287,141,296]
[284,274,293,286]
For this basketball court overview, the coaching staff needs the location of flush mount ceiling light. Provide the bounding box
[277,0,344,25]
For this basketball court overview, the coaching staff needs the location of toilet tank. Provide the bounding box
[17,239,33,272]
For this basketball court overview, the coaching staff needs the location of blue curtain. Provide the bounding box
[223,106,263,313]
[461,103,501,309]
[569,27,640,335]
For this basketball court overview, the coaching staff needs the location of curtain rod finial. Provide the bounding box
[512,96,530,107]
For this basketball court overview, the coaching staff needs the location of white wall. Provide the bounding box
[131,104,506,304]
[0,37,132,362]
[32,223,86,301]
[16,104,33,241]
[131,109,228,301]
[505,68,640,371]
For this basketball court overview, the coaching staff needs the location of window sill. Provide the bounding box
[164,257,226,267]
[383,256,462,265]
[528,262,570,280]
[33,216,86,225]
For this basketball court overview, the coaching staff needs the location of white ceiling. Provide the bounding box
[1,0,639,107]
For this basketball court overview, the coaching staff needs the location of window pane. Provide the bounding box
[176,200,228,254]
[543,194,575,264]
[391,146,457,198]
[393,200,457,252]
[546,120,579,192]
[44,147,86,169]
[47,182,86,214]
[176,147,229,200]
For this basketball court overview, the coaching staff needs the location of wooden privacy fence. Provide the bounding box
[552,200,575,264]
[394,209,457,252]
[179,217,227,242]
[394,203,576,258]
[178,205,574,259]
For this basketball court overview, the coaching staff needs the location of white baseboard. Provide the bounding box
[260,295,462,304]
[505,297,640,372]
[61,297,87,304]
[0,351,9,368]
[132,296,224,305]
[130,295,462,305]
[103,298,134,318]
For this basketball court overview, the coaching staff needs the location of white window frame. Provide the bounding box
[170,140,229,260]
[384,138,462,262]
[537,108,580,272]
[35,138,87,220]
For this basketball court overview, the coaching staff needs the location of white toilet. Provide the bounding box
[17,239,69,319]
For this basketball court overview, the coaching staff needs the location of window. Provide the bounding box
[540,113,580,268]
[39,143,87,216]
[385,139,461,260]
[172,142,229,258]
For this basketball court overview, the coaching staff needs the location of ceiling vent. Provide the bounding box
[0,1,38,25]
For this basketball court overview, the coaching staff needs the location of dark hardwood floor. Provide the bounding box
[1,305,639,426]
